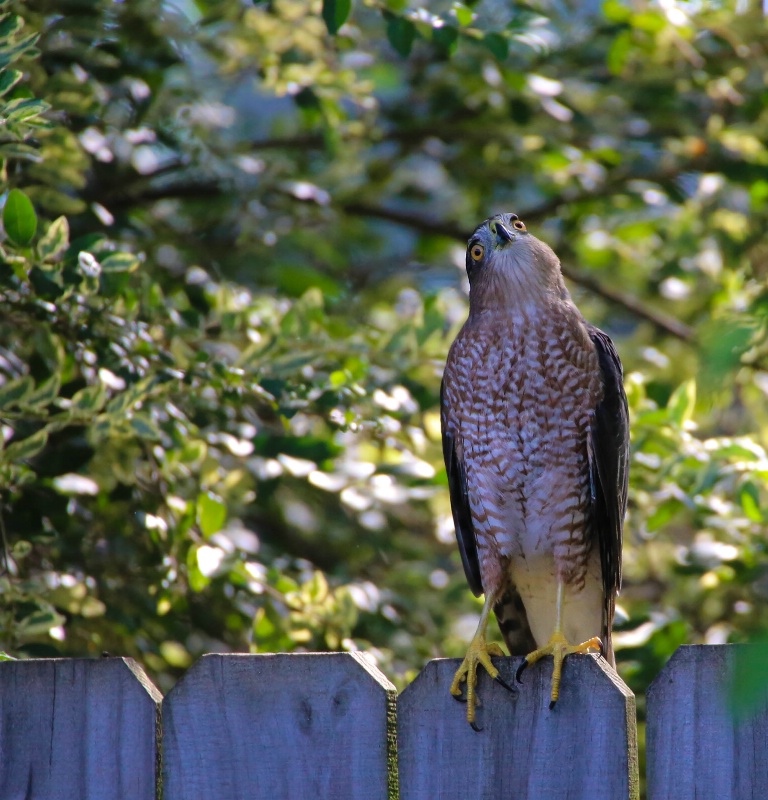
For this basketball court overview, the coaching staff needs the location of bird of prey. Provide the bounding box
[440,212,629,729]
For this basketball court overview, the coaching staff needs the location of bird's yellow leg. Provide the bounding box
[515,582,602,709]
[450,592,514,730]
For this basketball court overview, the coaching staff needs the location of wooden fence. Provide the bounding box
[0,645,765,799]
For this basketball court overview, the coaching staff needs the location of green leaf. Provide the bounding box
[17,609,66,636]
[0,652,16,661]
[0,375,34,409]
[667,379,696,427]
[4,428,48,462]
[322,0,352,35]
[0,14,24,39]
[452,2,474,26]
[37,216,69,262]
[3,188,37,246]
[71,384,107,413]
[483,32,508,60]
[730,637,768,721]
[24,373,61,409]
[197,491,227,537]
[129,414,162,440]
[4,97,49,123]
[0,31,39,70]
[432,24,458,55]
[386,14,416,57]
[0,142,43,162]
[739,482,763,522]
[100,252,140,273]
[0,68,22,96]
[607,30,632,75]
[12,540,32,559]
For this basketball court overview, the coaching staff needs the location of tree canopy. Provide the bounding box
[1,0,768,728]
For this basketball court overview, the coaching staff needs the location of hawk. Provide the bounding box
[440,213,629,729]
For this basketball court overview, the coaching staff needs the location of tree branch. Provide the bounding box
[339,201,694,341]
[95,173,694,341]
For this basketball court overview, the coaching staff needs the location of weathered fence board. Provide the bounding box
[0,657,162,800]
[162,651,398,800]
[646,644,768,800]
[398,654,639,800]
[5,644,768,798]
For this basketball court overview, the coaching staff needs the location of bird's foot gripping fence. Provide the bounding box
[1,645,767,799]
[515,630,603,709]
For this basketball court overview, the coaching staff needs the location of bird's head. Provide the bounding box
[464,213,567,311]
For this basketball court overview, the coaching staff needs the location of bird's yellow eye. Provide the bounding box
[470,244,484,261]
[513,220,526,231]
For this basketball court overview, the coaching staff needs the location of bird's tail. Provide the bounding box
[493,587,537,656]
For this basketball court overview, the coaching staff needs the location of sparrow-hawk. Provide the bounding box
[440,213,629,729]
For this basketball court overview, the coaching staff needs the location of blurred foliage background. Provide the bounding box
[1,0,768,758]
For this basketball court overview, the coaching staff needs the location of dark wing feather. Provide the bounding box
[440,378,482,597]
[587,327,630,631]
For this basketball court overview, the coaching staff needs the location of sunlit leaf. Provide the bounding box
[667,380,696,427]
[197,491,227,537]
[101,252,140,273]
[37,216,69,262]
[17,610,66,636]
[452,3,474,26]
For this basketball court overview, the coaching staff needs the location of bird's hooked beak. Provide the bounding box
[491,220,516,248]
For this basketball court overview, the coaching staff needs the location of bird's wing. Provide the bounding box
[587,327,630,636]
[440,378,482,597]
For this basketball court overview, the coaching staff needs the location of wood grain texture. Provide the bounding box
[0,657,162,800]
[646,644,768,800]
[162,652,397,800]
[398,654,638,800]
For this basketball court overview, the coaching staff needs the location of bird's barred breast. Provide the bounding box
[443,308,602,589]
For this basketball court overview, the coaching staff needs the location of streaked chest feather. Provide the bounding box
[444,309,601,459]
[443,306,602,566]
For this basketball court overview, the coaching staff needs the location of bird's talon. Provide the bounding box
[515,660,528,684]
[470,720,482,733]
[549,699,557,711]
[495,674,516,694]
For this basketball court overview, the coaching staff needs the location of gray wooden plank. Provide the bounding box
[399,654,638,800]
[0,657,162,800]
[646,644,768,800]
[162,652,397,800]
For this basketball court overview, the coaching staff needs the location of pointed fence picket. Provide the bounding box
[398,654,638,800]
[0,645,765,799]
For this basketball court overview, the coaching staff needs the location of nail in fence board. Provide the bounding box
[398,655,638,800]
[646,644,768,800]
[0,657,162,800]
[162,652,397,800]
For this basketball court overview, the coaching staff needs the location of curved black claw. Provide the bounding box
[515,660,529,684]
[452,691,467,704]
[470,720,483,733]
[495,674,516,694]
[549,699,557,711]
